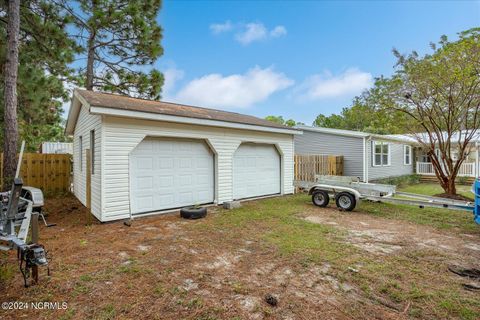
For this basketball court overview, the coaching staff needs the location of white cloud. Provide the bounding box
[210,21,287,45]
[174,66,293,109]
[235,23,268,45]
[162,67,185,99]
[210,21,233,34]
[270,25,287,38]
[296,68,373,100]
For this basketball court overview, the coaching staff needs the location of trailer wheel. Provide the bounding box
[335,192,356,211]
[312,190,329,207]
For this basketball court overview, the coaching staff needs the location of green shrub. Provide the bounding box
[457,176,470,185]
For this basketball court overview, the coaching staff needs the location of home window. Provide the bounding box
[79,136,83,171]
[404,145,412,165]
[90,130,95,174]
[373,141,390,166]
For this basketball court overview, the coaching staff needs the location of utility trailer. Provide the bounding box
[296,175,480,224]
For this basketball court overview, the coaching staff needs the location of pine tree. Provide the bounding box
[0,1,80,154]
[2,0,20,190]
[57,0,164,99]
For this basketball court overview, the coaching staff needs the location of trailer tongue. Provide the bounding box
[297,175,479,224]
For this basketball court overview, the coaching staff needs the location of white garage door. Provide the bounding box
[130,138,214,214]
[233,143,280,200]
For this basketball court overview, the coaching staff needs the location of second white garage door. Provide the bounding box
[233,143,281,200]
[130,138,214,214]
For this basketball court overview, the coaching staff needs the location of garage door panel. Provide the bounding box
[233,144,280,200]
[137,176,153,190]
[158,175,174,188]
[159,157,174,169]
[137,157,153,169]
[196,157,211,169]
[179,157,192,168]
[137,196,153,210]
[130,138,214,214]
[157,194,175,206]
[179,191,193,202]
[179,174,192,186]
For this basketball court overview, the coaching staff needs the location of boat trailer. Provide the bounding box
[297,175,480,224]
[0,178,50,287]
[0,141,50,287]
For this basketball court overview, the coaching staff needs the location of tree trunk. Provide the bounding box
[445,178,457,195]
[85,36,95,90]
[85,35,95,90]
[85,0,97,90]
[3,0,21,191]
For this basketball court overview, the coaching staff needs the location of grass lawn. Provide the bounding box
[207,194,480,319]
[399,183,474,200]
[2,193,480,319]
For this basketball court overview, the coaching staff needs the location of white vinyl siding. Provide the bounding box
[373,141,390,166]
[404,145,412,165]
[79,136,83,171]
[101,116,294,222]
[72,103,102,220]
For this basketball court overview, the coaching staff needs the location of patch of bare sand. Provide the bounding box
[303,208,480,263]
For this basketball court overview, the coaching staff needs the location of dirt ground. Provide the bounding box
[1,194,479,319]
[302,210,480,259]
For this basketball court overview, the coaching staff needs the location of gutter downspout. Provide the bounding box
[365,136,372,183]
[362,137,366,182]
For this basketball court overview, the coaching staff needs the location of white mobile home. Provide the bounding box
[65,89,300,222]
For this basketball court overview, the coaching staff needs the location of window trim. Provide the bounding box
[403,145,412,165]
[79,136,83,172]
[90,130,95,174]
[372,141,391,167]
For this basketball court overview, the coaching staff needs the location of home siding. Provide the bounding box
[294,130,364,179]
[72,103,102,220]
[367,140,413,180]
[101,116,295,222]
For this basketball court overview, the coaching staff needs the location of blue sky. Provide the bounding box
[153,0,479,125]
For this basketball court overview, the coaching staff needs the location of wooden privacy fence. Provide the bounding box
[0,153,72,194]
[294,154,343,181]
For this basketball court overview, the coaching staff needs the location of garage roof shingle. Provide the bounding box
[76,89,294,130]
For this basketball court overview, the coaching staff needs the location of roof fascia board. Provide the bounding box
[370,134,418,145]
[65,90,91,135]
[296,126,368,138]
[90,106,302,135]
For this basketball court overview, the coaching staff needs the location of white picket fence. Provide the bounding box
[416,161,476,177]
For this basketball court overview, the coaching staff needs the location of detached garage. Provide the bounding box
[65,89,300,222]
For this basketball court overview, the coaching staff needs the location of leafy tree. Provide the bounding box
[385,28,480,195]
[265,115,304,127]
[0,1,79,154]
[56,0,165,99]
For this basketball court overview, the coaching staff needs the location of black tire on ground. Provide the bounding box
[335,192,356,211]
[180,206,207,219]
[312,190,330,207]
